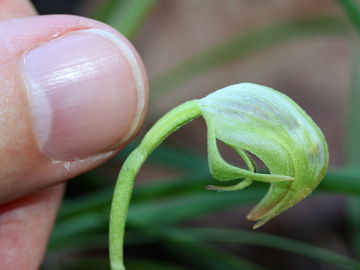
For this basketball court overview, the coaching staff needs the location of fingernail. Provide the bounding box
[23,29,147,160]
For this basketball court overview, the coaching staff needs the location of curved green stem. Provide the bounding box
[109,100,202,270]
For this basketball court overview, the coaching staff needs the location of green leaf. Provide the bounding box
[49,168,360,252]
[49,212,108,250]
[45,257,110,270]
[151,16,346,96]
[126,259,189,270]
[91,0,126,22]
[338,0,360,34]
[128,190,263,226]
[91,0,158,39]
[165,241,265,270]
[113,141,207,170]
[54,166,360,227]
[106,0,159,39]
[55,166,360,224]
[58,188,112,220]
[338,0,360,258]
[320,167,360,196]
[347,40,360,259]
[161,228,360,270]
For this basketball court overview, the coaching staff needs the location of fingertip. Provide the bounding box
[0,0,36,21]
[0,15,148,202]
[23,27,148,160]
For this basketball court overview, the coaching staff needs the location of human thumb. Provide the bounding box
[0,14,148,203]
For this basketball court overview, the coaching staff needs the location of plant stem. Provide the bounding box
[109,100,201,270]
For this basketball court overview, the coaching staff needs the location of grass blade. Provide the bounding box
[113,140,207,170]
[347,40,360,259]
[91,0,159,39]
[49,212,108,250]
[51,166,360,251]
[55,166,360,227]
[43,257,110,270]
[151,16,346,96]
[162,228,360,270]
[319,167,360,196]
[166,241,265,270]
[126,259,189,270]
[338,0,360,258]
[338,0,360,34]
[107,0,159,39]
[128,190,263,226]
[91,0,125,22]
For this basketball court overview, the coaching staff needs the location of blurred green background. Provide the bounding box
[30,0,360,269]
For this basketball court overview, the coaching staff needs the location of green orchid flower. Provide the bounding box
[109,83,329,270]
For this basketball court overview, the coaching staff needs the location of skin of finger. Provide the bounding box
[0,14,148,204]
[0,185,64,270]
[0,0,36,20]
[0,4,65,270]
[0,11,147,270]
